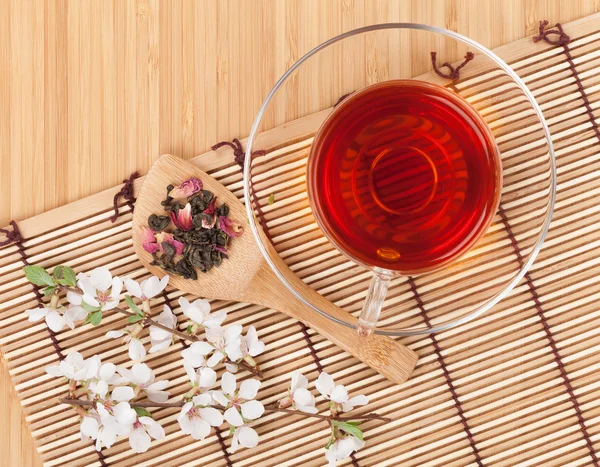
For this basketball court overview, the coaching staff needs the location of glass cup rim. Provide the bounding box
[243,22,557,336]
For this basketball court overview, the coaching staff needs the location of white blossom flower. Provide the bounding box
[78,267,123,311]
[64,290,91,327]
[326,436,365,466]
[124,275,169,301]
[231,425,259,453]
[149,305,176,353]
[181,343,218,388]
[95,411,133,450]
[178,297,226,329]
[128,416,165,453]
[45,352,89,381]
[118,363,170,403]
[177,393,223,440]
[315,372,368,412]
[106,328,146,360]
[203,325,243,367]
[212,372,264,428]
[286,371,317,414]
[80,410,101,442]
[87,360,127,398]
[25,305,66,332]
[229,325,265,362]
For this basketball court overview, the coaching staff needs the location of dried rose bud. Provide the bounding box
[155,232,185,256]
[170,203,193,231]
[219,216,243,237]
[141,227,159,254]
[168,177,203,199]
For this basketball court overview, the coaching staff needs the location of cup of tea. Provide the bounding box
[244,24,556,337]
[307,80,502,336]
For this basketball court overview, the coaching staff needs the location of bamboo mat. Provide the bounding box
[2,14,600,467]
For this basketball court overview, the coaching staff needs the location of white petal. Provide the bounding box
[140,417,165,440]
[77,276,96,298]
[97,423,118,449]
[112,386,135,402]
[225,342,243,362]
[96,404,110,420]
[206,351,224,368]
[200,407,223,427]
[342,395,369,412]
[211,391,229,407]
[181,347,205,367]
[185,307,207,325]
[183,362,198,384]
[25,307,47,322]
[90,267,112,292]
[203,311,227,329]
[316,372,335,398]
[99,363,116,382]
[336,437,357,460]
[237,426,259,449]
[144,275,169,299]
[106,330,125,339]
[293,387,316,408]
[189,418,211,440]
[45,310,66,332]
[129,427,151,453]
[67,291,82,305]
[224,324,242,343]
[224,407,244,427]
[245,326,259,346]
[131,363,152,386]
[63,307,81,329]
[330,385,348,404]
[191,341,214,356]
[59,361,74,379]
[147,390,170,403]
[221,372,236,396]
[297,404,319,414]
[114,401,137,425]
[241,400,264,420]
[124,278,143,299]
[225,362,239,373]
[82,294,100,308]
[149,339,172,354]
[248,340,265,357]
[291,371,308,391]
[326,441,339,466]
[45,365,63,377]
[110,276,123,299]
[178,296,190,310]
[231,432,239,453]
[147,380,169,392]
[80,416,99,439]
[128,338,146,361]
[91,380,109,399]
[102,299,119,311]
[192,393,213,407]
[198,367,217,388]
[66,351,84,367]
[239,379,260,400]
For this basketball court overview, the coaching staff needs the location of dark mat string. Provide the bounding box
[408,277,484,467]
[110,171,139,223]
[499,207,599,466]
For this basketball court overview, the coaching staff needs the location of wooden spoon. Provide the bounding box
[132,154,418,385]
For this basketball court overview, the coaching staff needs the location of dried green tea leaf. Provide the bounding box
[148,214,171,232]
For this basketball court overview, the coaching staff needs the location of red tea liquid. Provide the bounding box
[307,80,501,274]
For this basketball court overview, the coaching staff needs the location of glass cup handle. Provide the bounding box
[357,269,394,337]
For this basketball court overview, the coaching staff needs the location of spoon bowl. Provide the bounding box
[132,154,418,385]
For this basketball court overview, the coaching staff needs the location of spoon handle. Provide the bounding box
[248,265,418,385]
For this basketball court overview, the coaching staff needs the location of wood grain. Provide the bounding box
[0,1,596,465]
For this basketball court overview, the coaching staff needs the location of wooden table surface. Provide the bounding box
[0,1,594,465]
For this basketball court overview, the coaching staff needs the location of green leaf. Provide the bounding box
[53,265,77,287]
[43,286,57,297]
[333,421,364,441]
[268,193,275,205]
[81,301,101,313]
[133,407,152,418]
[124,295,143,316]
[24,265,55,287]
[127,314,144,324]
[85,310,103,326]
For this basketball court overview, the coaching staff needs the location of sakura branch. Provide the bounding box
[25,264,389,464]
[23,265,263,377]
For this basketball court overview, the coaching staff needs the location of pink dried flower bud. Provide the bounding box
[168,177,203,199]
[141,227,159,254]
[219,216,243,237]
[170,203,193,231]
